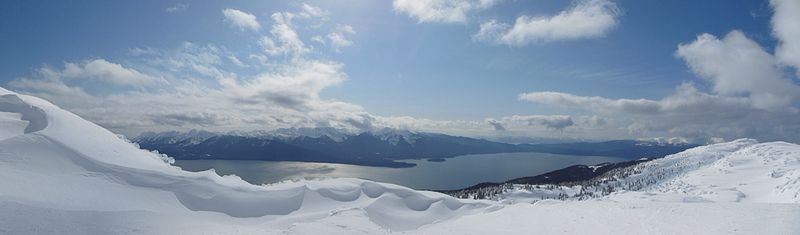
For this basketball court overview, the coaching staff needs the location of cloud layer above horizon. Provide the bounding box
[517,0,800,143]
[4,0,800,144]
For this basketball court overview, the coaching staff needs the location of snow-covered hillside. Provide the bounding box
[612,139,800,203]
[1,86,799,234]
[484,139,800,205]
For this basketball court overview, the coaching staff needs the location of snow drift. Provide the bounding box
[0,86,799,234]
[0,87,492,232]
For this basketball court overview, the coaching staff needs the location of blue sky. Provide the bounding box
[1,0,798,143]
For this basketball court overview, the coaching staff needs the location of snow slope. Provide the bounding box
[0,86,799,234]
[607,139,800,203]
[0,87,493,233]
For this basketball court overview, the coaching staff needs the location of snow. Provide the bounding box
[370,127,418,145]
[135,129,217,145]
[601,139,800,203]
[1,86,799,234]
[587,163,608,172]
[0,111,26,141]
[420,201,799,234]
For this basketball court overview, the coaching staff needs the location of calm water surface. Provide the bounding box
[174,152,626,190]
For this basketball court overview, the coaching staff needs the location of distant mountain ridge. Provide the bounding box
[134,128,697,168]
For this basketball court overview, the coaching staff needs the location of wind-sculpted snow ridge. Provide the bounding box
[0,87,493,232]
[0,90,47,141]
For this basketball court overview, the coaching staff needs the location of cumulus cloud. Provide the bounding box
[222,8,261,32]
[227,60,347,110]
[519,21,800,142]
[7,4,490,138]
[10,57,370,136]
[475,0,620,45]
[676,30,799,110]
[517,0,800,142]
[35,59,164,87]
[7,6,377,136]
[393,0,502,23]
[771,0,800,74]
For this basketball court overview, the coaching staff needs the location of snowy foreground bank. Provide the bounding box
[1,86,798,234]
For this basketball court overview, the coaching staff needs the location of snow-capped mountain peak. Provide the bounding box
[136,129,217,145]
[135,126,425,146]
[368,127,419,145]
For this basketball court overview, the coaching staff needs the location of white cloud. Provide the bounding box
[393,0,502,23]
[475,0,620,45]
[227,55,246,67]
[676,30,799,110]
[520,91,662,115]
[166,3,188,13]
[311,35,326,45]
[128,42,238,82]
[298,3,328,19]
[222,8,261,32]
[259,12,310,57]
[514,1,800,143]
[520,83,756,116]
[10,56,370,136]
[521,83,800,142]
[771,0,800,73]
[8,77,92,100]
[327,25,355,52]
[473,19,509,42]
[19,1,800,144]
[37,59,165,87]
[6,6,382,137]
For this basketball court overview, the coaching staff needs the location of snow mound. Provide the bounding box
[0,87,491,232]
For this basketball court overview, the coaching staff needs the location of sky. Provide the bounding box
[1,0,799,144]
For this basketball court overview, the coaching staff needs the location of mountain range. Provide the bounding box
[134,128,697,167]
